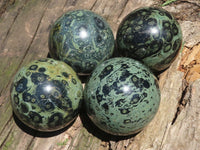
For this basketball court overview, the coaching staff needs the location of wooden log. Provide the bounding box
[0,0,200,149]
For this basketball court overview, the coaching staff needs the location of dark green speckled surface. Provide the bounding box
[84,57,160,136]
[116,7,182,72]
[49,9,115,74]
[10,58,83,132]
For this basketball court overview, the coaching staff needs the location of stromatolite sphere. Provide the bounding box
[49,9,115,74]
[116,7,182,72]
[10,58,83,132]
[84,57,160,136]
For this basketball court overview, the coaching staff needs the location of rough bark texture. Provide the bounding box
[0,0,200,150]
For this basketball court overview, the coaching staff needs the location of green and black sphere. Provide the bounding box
[10,58,83,132]
[49,9,115,74]
[116,7,182,72]
[84,57,160,136]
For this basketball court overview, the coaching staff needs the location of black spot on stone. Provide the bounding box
[130,94,140,105]
[15,77,28,93]
[91,95,95,99]
[51,95,71,111]
[143,92,148,97]
[94,17,105,29]
[163,43,172,53]
[29,111,42,123]
[53,91,60,98]
[99,65,113,80]
[106,116,110,122]
[144,100,149,104]
[123,119,131,124]
[29,65,38,70]
[21,103,29,113]
[115,99,125,107]
[49,59,55,64]
[131,76,145,90]
[163,28,173,42]
[38,67,46,72]
[132,117,142,123]
[147,18,157,26]
[23,92,32,102]
[31,73,48,85]
[102,84,110,96]
[172,23,179,35]
[13,94,19,105]
[96,35,102,43]
[119,108,130,114]
[162,21,171,29]
[119,70,131,81]
[62,80,68,86]
[102,103,109,111]
[32,106,36,109]
[121,64,129,69]
[48,112,63,127]
[71,78,77,84]
[173,39,181,51]
[64,14,73,26]
[137,8,151,16]
[159,11,165,16]
[131,75,139,83]
[26,71,31,76]
[143,80,150,88]
[149,40,163,54]
[44,101,55,111]
[111,81,124,94]
[96,94,103,104]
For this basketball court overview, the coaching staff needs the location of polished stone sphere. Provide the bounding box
[116,7,182,72]
[49,9,115,74]
[84,57,160,136]
[10,58,83,132]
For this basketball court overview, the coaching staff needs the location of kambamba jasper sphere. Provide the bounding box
[84,57,160,136]
[10,58,83,132]
[116,7,182,72]
[49,9,115,74]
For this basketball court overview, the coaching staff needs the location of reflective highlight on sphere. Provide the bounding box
[84,57,160,136]
[10,58,83,132]
[116,7,182,72]
[49,9,115,74]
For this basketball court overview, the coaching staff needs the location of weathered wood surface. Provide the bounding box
[0,0,200,150]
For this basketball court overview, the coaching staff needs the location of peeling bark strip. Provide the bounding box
[0,0,200,150]
[179,44,200,82]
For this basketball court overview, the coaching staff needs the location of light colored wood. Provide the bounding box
[0,0,200,149]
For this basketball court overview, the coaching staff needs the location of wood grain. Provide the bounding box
[0,0,200,149]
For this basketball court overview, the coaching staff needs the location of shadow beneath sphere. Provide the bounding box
[79,105,139,142]
[13,112,75,138]
[78,74,90,84]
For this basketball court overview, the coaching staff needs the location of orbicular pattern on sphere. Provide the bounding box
[49,9,114,74]
[116,7,182,71]
[84,57,160,136]
[10,58,83,132]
